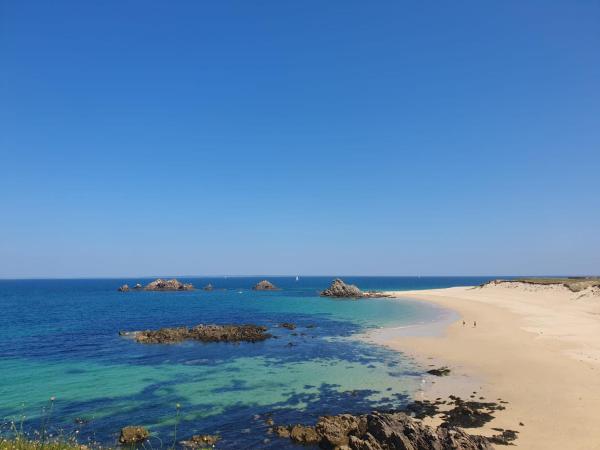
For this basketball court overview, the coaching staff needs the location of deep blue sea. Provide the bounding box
[0,276,495,448]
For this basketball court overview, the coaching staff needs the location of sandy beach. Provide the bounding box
[381,283,600,450]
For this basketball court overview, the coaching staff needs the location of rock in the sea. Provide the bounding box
[144,278,194,291]
[277,412,492,450]
[274,426,291,438]
[253,280,279,290]
[119,426,150,444]
[320,279,364,298]
[118,284,130,292]
[127,324,272,344]
[289,425,320,444]
[203,283,214,291]
[180,434,220,447]
[280,322,296,330]
[133,283,142,290]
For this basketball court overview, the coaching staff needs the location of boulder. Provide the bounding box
[144,278,194,291]
[320,279,363,298]
[119,426,149,445]
[133,283,142,290]
[253,280,279,290]
[117,284,130,292]
[126,324,272,344]
[280,323,296,330]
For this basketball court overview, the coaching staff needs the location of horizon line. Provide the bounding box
[0,274,594,281]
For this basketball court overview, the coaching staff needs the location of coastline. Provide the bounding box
[377,285,600,450]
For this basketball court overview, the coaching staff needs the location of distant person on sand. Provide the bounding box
[474,321,477,327]
[462,320,466,326]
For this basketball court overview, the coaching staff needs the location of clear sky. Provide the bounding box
[1,1,599,278]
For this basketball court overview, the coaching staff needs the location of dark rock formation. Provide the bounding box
[125,324,272,344]
[144,278,194,291]
[276,412,492,450]
[180,434,220,447]
[289,425,320,444]
[427,366,451,376]
[119,426,149,444]
[117,284,130,292]
[133,283,142,290]
[280,322,296,330]
[253,280,279,290]
[203,283,214,291]
[320,279,364,298]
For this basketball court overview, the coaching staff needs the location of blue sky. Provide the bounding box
[1,1,599,278]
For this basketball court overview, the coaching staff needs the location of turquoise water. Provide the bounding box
[0,276,492,448]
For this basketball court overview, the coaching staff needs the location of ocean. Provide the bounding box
[0,276,495,448]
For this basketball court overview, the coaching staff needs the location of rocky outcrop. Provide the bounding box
[133,283,142,290]
[144,278,194,291]
[203,283,214,291]
[320,279,391,299]
[276,412,492,450]
[180,434,220,447]
[280,322,296,330]
[124,324,272,344]
[253,280,279,290]
[119,426,149,444]
[117,284,130,292]
[320,279,364,298]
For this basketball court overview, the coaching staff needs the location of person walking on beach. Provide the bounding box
[473,321,477,327]
[462,320,466,326]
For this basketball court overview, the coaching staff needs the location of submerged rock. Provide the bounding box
[280,322,296,330]
[117,284,130,292]
[180,434,220,447]
[320,279,364,298]
[144,278,194,291]
[253,280,279,290]
[119,426,149,444]
[203,283,214,291]
[277,411,492,450]
[126,324,272,344]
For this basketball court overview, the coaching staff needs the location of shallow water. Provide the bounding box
[0,276,494,448]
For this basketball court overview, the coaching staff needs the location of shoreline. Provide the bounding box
[378,285,600,450]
